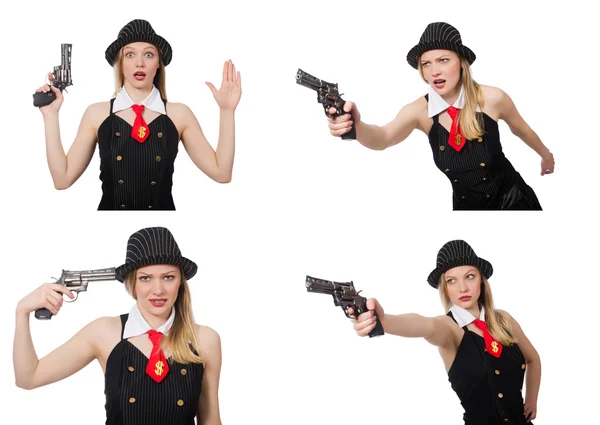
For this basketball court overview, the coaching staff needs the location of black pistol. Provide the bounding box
[296,68,356,140]
[33,43,73,108]
[305,275,384,337]
[35,267,116,320]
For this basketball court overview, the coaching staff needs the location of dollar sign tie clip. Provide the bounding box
[155,360,164,376]
[138,126,146,139]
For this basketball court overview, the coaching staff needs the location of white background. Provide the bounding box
[2,0,598,424]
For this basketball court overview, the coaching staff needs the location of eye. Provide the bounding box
[466,274,475,280]
[125,52,134,58]
[138,275,150,282]
[440,58,449,63]
[421,62,430,67]
[145,52,154,58]
[446,278,455,284]
[163,275,175,281]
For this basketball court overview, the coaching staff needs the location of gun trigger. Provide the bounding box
[357,290,363,295]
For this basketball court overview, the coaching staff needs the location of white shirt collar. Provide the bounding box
[122,303,175,339]
[112,85,166,114]
[449,303,485,328]
[428,85,467,118]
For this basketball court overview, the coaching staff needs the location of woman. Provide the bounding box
[35,19,242,210]
[13,227,222,425]
[348,240,541,425]
[327,22,553,210]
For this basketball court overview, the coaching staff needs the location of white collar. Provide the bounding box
[449,303,485,328]
[122,303,175,339]
[428,85,467,118]
[112,85,166,114]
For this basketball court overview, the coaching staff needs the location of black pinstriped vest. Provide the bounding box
[97,99,180,210]
[426,95,542,210]
[104,314,204,425]
[446,311,532,425]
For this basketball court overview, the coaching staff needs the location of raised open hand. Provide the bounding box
[205,59,242,111]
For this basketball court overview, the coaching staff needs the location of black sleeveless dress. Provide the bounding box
[97,99,180,210]
[104,314,204,425]
[426,95,542,210]
[447,311,533,425]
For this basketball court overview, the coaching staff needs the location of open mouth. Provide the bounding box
[433,79,446,88]
[134,72,146,81]
[149,298,167,307]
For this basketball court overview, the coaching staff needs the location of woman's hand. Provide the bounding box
[523,399,537,421]
[205,60,242,111]
[347,298,383,337]
[541,152,554,176]
[327,101,361,137]
[35,72,64,117]
[16,283,75,317]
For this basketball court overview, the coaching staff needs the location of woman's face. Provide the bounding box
[121,42,160,90]
[419,49,461,96]
[134,264,181,317]
[444,265,481,309]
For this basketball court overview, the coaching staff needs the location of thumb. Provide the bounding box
[343,101,355,113]
[205,82,217,96]
[366,298,381,313]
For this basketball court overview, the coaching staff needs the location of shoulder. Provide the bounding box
[479,85,510,106]
[195,324,221,348]
[406,95,428,113]
[166,101,192,115]
[85,315,122,333]
[83,101,111,126]
[495,308,518,326]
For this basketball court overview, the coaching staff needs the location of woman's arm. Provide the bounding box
[196,326,223,425]
[499,310,541,421]
[328,98,424,151]
[490,87,555,176]
[178,60,241,184]
[13,283,100,389]
[350,298,456,348]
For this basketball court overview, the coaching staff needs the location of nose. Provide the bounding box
[458,280,469,293]
[430,63,441,77]
[135,54,145,68]
[150,279,165,295]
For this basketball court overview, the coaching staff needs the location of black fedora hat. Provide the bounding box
[427,240,492,288]
[105,19,173,67]
[406,22,476,70]
[115,227,197,282]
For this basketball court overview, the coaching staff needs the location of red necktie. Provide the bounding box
[146,330,169,382]
[446,106,466,152]
[473,319,502,358]
[131,104,150,143]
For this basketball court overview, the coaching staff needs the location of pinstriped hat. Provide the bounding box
[427,240,492,288]
[105,19,173,67]
[407,22,476,70]
[115,227,197,282]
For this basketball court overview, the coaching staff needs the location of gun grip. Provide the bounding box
[337,100,356,140]
[368,311,385,338]
[33,89,57,108]
[34,308,53,320]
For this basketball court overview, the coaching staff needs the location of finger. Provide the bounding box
[366,298,378,311]
[346,307,355,316]
[344,101,354,113]
[335,128,350,137]
[358,321,377,336]
[232,62,237,81]
[227,59,232,81]
[222,61,227,83]
[236,71,241,88]
[47,72,55,81]
[205,82,217,96]
[329,121,353,131]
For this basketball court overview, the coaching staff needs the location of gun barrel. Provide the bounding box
[76,267,117,282]
[61,44,72,70]
[296,68,326,90]
[306,275,354,294]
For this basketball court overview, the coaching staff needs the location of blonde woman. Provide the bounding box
[13,227,222,425]
[327,22,553,210]
[35,19,242,210]
[348,240,541,425]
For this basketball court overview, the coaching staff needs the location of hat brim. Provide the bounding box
[105,33,172,67]
[115,255,197,282]
[427,256,492,288]
[406,41,476,70]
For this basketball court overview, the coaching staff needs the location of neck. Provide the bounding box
[467,303,481,319]
[138,304,170,330]
[123,82,153,104]
[439,83,462,106]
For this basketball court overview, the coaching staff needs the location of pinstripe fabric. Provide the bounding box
[447,312,532,425]
[105,20,173,66]
[97,99,179,211]
[115,227,197,282]
[407,22,476,69]
[428,240,492,288]
[426,96,542,210]
[105,314,204,425]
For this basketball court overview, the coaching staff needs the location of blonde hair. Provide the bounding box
[125,270,203,364]
[438,271,517,346]
[112,48,168,100]
[418,54,485,140]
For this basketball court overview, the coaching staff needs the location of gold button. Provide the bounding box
[495,370,500,375]
[156,156,162,162]
[129,397,136,403]
[116,155,123,161]
[115,131,121,137]
[522,364,526,369]
[157,132,163,138]
[151,181,156,185]
[128,366,134,372]
[181,369,187,375]
[121,204,126,209]
[453,179,458,183]
[498,393,503,398]
[177,399,184,406]
[485,194,491,198]
[118,179,124,184]
[460,196,465,199]
[148,205,152,209]
[439,145,445,151]
[480,162,486,167]
[483,177,487,181]
[477,137,483,142]
[444,168,450,173]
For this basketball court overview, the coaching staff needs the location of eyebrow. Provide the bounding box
[136,269,178,276]
[123,47,157,52]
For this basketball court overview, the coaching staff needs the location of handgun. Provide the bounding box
[33,43,73,108]
[305,275,384,337]
[296,68,356,140]
[35,267,116,320]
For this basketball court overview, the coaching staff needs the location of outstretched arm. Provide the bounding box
[180,60,241,184]
[196,326,223,425]
[495,88,555,176]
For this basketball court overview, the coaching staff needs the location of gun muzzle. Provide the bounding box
[296,68,324,90]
